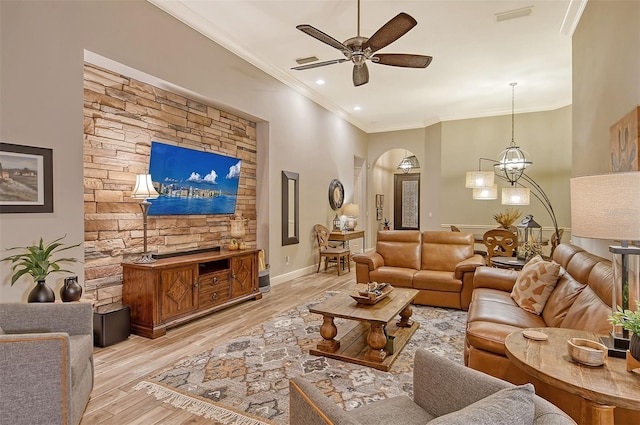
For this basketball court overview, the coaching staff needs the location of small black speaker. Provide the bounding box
[93,303,131,347]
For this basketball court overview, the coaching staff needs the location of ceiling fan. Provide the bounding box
[292,0,432,87]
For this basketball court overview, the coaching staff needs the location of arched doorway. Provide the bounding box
[370,148,420,234]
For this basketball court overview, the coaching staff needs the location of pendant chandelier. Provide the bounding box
[494,82,531,185]
[464,82,559,239]
[397,153,419,174]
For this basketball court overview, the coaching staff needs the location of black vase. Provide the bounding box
[27,280,55,303]
[60,276,82,302]
[630,333,640,362]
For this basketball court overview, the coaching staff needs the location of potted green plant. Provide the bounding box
[608,300,640,361]
[1,235,81,302]
[382,218,391,230]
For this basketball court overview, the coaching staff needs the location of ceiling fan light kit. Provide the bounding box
[292,0,432,86]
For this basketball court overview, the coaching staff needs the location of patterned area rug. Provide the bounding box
[136,292,467,424]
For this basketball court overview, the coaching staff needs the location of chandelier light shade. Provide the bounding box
[132,174,159,263]
[473,184,498,200]
[397,157,413,173]
[501,187,530,205]
[495,145,532,183]
[465,171,495,189]
[570,172,640,358]
[132,174,160,199]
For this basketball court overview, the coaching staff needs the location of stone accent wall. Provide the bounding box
[83,64,257,306]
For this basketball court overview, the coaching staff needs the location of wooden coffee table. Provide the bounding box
[309,286,419,371]
[505,327,640,425]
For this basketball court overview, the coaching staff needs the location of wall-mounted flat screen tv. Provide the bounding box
[148,141,242,215]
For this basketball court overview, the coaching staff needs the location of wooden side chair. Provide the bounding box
[314,224,351,276]
[483,229,518,267]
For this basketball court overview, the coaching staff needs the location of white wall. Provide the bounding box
[0,0,366,301]
[571,0,640,257]
[441,107,572,239]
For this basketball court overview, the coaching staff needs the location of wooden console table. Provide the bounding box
[505,327,640,425]
[122,249,261,338]
[329,230,365,252]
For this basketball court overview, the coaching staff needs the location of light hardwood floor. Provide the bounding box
[81,269,355,424]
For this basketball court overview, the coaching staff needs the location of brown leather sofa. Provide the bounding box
[353,230,485,310]
[465,243,638,423]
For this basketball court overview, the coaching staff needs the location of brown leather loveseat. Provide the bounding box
[465,243,638,423]
[353,230,485,310]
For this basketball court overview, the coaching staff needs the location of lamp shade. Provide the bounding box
[343,203,360,217]
[473,184,498,200]
[502,187,530,205]
[465,171,495,189]
[132,174,160,200]
[570,172,640,241]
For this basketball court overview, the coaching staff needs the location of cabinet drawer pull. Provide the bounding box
[211,292,218,301]
[211,277,218,285]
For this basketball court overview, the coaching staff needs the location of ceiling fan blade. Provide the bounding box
[292,58,348,71]
[296,24,349,51]
[364,13,417,54]
[373,53,433,68]
[353,63,369,87]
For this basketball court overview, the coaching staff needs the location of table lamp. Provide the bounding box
[132,174,160,263]
[343,203,359,231]
[570,172,640,357]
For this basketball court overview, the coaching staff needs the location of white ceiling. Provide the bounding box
[149,0,585,133]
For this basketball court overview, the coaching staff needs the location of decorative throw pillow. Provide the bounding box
[427,384,535,425]
[511,255,561,315]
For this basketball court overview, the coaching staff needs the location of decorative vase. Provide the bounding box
[630,333,640,361]
[60,276,82,302]
[28,280,55,303]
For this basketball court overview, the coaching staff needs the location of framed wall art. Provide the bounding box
[0,142,53,213]
[610,106,639,172]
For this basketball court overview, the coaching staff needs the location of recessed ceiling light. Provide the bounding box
[316,79,325,85]
[353,106,361,111]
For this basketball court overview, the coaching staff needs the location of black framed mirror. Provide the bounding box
[282,170,299,245]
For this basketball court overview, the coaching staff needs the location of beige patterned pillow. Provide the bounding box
[511,255,561,315]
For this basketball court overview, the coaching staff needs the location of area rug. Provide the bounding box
[135,292,467,424]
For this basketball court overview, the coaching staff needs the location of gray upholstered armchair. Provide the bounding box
[290,348,575,425]
[0,303,94,425]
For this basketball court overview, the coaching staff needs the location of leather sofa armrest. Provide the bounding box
[472,266,518,292]
[353,252,384,271]
[454,254,485,279]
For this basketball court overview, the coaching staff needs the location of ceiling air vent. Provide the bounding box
[495,6,534,22]
[295,56,319,65]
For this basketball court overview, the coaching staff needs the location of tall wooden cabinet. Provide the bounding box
[122,249,261,338]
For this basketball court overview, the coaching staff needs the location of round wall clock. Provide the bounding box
[328,179,344,211]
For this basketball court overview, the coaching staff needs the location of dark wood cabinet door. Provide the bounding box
[159,265,197,321]
[230,254,256,298]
